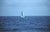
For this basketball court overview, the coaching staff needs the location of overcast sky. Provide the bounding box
[0,0,50,16]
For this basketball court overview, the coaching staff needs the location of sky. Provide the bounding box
[0,0,50,16]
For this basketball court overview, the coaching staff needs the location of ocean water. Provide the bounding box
[0,16,50,32]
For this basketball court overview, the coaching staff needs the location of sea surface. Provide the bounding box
[0,16,50,32]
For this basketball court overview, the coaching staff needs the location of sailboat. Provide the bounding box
[21,11,25,18]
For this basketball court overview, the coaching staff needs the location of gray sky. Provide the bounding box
[0,0,50,16]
